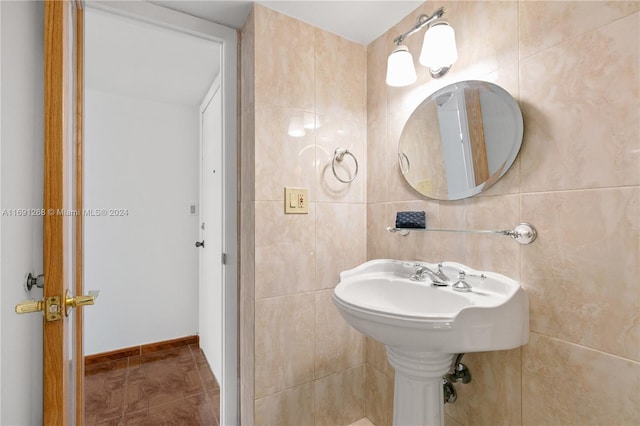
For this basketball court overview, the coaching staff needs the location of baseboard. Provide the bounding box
[84,335,199,366]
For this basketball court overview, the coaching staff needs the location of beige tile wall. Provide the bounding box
[241,1,639,425]
[366,1,639,426]
[240,4,367,425]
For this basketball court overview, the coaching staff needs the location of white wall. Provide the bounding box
[84,89,200,355]
[0,1,44,424]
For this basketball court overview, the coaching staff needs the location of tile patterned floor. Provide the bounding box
[85,344,220,425]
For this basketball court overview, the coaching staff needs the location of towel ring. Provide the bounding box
[332,148,359,183]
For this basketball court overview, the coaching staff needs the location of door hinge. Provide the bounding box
[222,253,227,265]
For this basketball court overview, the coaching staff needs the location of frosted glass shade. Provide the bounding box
[419,23,458,71]
[386,45,417,87]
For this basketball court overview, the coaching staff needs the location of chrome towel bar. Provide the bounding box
[387,222,537,245]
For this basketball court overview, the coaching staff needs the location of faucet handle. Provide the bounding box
[434,262,450,282]
[410,264,426,281]
[452,270,472,293]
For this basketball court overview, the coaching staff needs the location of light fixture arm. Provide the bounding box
[393,7,445,45]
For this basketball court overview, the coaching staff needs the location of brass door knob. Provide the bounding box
[15,296,62,321]
[66,294,94,309]
[16,290,98,321]
[15,300,45,314]
[65,291,95,316]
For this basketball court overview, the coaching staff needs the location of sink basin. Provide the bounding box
[333,259,529,426]
[333,259,529,353]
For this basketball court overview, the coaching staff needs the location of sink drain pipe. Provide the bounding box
[443,353,472,403]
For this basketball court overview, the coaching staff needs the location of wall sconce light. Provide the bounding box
[386,45,417,87]
[386,7,457,87]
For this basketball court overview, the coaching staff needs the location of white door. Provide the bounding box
[198,77,223,380]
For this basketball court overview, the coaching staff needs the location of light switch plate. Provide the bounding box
[284,187,309,214]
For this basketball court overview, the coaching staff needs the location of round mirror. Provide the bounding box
[398,80,523,200]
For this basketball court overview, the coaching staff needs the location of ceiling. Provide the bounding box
[85,7,221,106]
[85,1,424,106]
[150,0,424,45]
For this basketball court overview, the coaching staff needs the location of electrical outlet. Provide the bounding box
[284,187,309,214]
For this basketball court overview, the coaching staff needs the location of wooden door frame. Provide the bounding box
[74,3,85,422]
[43,2,69,423]
[43,0,84,423]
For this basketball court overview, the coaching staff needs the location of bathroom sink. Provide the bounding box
[333,259,528,353]
[333,259,529,426]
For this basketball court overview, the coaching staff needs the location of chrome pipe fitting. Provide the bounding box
[443,353,472,403]
[443,378,457,404]
[447,362,472,384]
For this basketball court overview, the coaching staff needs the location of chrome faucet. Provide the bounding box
[434,262,450,282]
[451,270,472,292]
[410,263,450,286]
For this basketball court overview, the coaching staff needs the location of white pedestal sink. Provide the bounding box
[333,259,529,426]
